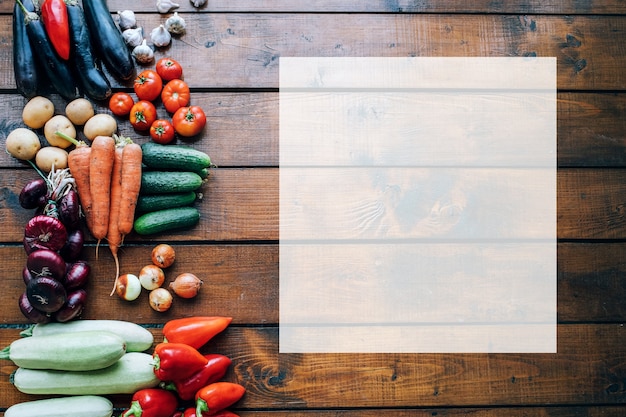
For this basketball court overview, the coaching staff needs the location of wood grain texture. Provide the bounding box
[1,14,626,90]
[1,325,626,409]
[1,92,624,168]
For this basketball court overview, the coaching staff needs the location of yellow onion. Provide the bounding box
[169,273,203,299]
[149,288,173,312]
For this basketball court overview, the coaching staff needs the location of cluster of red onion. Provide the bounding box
[18,167,91,323]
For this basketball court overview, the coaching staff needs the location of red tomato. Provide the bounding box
[172,106,207,137]
[108,92,135,116]
[161,79,190,113]
[133,69,163,102]
[150,119,176,144]
[156,57,184,81]
[129,100,158,131]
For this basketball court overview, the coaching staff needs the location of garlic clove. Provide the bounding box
[117,10,137,30]
[150,24,172,48]
[122,27,144,48]
[132,39,155,64]
[164,12,186,35]
[156,0,180,14]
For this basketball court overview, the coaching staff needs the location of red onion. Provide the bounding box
[26,249,67,281]
[58,189,80,230]
[22,266,35,285]
[54,289,87,322]
[63,260,91,290]
[23,215,68,254]
[26,276,67,313]
[18,292,52,324]
[60,228,84,262]
[19,178,49,210]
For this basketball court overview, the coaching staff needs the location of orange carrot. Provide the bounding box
[89,135,116,251]
[67,144,93,230]
[107,142,124,294]
[118,140,143,237]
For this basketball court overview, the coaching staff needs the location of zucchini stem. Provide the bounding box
[0,345,10,360]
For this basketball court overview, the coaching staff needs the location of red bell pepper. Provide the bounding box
[195,382,246,416]
[40,0,70,60]
[163,354,232,400]
[163,316,233,349]
[153,342,209,381]
[184,409,239,417]
[121,388,178,417]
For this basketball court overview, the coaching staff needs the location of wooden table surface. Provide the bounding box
[2,1,626,415]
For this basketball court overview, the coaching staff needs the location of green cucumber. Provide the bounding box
[5,395,113,417]
[12,352,159,395]
[141,142,212,174]
[22,319,154,352]
[0,331,125,371]
[137,191,198,213]
[141,171,204,194]
[134,207,200,236]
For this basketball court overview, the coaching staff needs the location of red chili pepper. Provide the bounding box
[153,342,209,381]
[195,382,246,416]
[40,0,70,60]
[163,316,233,349]
[121,388,178,417]
[163,354,232,400]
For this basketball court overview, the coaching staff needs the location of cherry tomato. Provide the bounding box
[134,69,163,102]
[156,57,184,81]
[172,106,207,137]
[150,119,176,144]
[108,92,135,116]
[161,79,190,113]
[129,100,158,131]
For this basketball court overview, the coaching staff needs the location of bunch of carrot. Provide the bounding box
[67,134,142,293]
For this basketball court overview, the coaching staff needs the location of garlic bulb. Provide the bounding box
[150,24,172,47]
[164,12,186,35]
[122,27,143,48]
[117,10,136,30]
[190,0,207,7]
[156,0,179,14]
[132,39,155,64]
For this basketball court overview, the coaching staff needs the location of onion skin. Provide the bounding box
[26,276,67,313]
[19,178,49,210]
[151,244,176,268]
[58,189,81,230]
[60,228,85,261]
[149,288,173,312]
[63,260,91,290]
[169,273,203,299]
[18,292,52,324]
[26,248,67,281]
[22,266,35,285]
[54,289,87,322]
[23,215,68,254]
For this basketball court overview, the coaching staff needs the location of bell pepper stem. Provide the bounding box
[121,400,143,417]
[196,398,209,416]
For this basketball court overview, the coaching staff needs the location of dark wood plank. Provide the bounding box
[1,92,625,168]
[3,1,626,15]
[1,15,626,90]
[2,324,626,409]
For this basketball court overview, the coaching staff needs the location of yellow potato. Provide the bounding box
[22,96,55,129]
[83,113,117,141]
[35,146,69,172]
[44,115,76,149]
[5,128,41,160]
[65,98,95,126]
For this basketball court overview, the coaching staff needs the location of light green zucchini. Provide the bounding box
[12,352,159,395]
[0,330,125,371]
[21,319,154,352]
[4,395,113,417]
